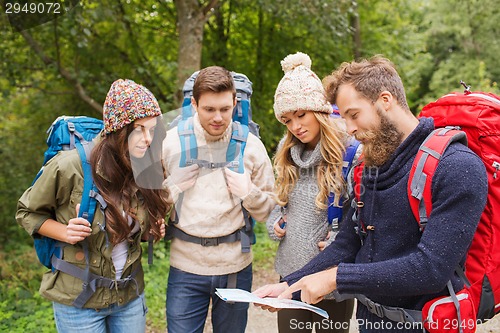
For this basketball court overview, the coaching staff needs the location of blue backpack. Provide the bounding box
[32,116,103,270]
[324,109,361,231]
[167,72,258,252]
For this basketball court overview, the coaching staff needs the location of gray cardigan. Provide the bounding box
[267,139,360,279]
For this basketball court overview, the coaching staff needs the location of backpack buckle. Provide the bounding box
[200,237,219,247]
[355,226,367,238]
[365,298,385,318]
[115,277,131,289]
[226,161,239,168]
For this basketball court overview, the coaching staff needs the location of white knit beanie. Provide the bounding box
[273,52,332,123]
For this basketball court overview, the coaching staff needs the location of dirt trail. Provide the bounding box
[245,269,279,333]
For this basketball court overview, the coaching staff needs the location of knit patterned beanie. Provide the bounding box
[103,79,162,134]
[273,52,332,123]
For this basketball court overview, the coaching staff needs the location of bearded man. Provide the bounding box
[254,56,488,333]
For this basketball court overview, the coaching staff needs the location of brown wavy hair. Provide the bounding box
[273,112,347,209]
[323,55,410,112]
[90,118,171,244]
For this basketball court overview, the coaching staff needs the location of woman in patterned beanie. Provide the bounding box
[265,52,358,333]
[16,79,171,333]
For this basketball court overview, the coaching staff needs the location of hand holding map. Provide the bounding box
[215,288,329,319]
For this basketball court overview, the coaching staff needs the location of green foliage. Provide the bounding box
[0,243,55,332]
[416,0,500,109]
[425,56,500,104]
[356,0,431,112]
[252,222,279,271]
[0,89,53,244]
[0,291,55,333]
[142,242,170,332]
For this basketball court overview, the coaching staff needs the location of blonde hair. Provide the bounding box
[273,112,346,210]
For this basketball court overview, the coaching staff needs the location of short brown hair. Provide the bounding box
[192,66,236,103]
[323,56,410,111]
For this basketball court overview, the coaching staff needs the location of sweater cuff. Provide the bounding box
[241,184,259,203]
[335,263,367,295]
[163,177,181,202]
[279,278,301,301]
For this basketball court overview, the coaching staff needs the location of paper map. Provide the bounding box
[215,288,329,319]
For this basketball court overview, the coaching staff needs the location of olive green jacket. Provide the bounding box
[16,148,149,309]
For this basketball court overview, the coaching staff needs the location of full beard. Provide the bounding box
[356,109,404,167]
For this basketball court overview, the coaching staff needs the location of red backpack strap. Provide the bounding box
[351,159,368,238]
[408,127,468,231]
[353,160,364,203]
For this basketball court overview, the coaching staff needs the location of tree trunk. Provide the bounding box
[350,1,362,60]
[174,0,219,107]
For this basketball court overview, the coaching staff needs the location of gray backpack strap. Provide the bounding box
[240,205,253,253]
[67,121,85,150]
[446,281,464,333]
[166,224,243,246]
[52,255,140,308]
[188,159,228,169]
[333,291,422,323]
[356,294,422,323]
[227,273,238,289]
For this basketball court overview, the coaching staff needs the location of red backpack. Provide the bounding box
[417,85,500,321]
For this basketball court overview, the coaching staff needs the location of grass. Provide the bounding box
[252,222,279,270]
[1,223,278,332]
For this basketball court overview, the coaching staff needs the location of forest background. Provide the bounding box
[1,0,499,331]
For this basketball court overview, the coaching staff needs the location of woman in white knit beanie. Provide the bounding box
[265,52,357,332]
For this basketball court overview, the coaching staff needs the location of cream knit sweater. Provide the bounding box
[163,114,275,275]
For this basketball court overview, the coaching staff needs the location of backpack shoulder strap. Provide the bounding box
[181,104,193,120]
[75,141,99,224]
[343,139,361,179]
[171,117,196,225]
[227,121,254,252]
[177,117,197,168]
[408,127,467,231]
[328,139,361,229]
[347,157,367,239]
[352,160,364,205]
[226,121,249,174]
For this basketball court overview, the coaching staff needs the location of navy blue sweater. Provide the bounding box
[285,118,488,332]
